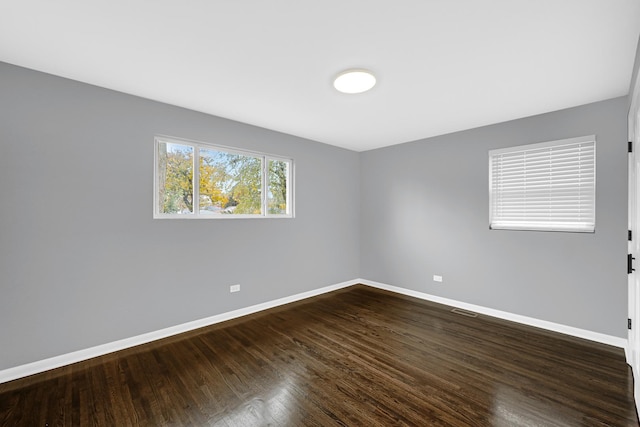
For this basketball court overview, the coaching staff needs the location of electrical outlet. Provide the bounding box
[230,284,241,293]
[433,275,443,283]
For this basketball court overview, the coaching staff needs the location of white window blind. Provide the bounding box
[489,135,595,232]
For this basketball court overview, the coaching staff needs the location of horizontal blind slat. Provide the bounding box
[493,154,594,167]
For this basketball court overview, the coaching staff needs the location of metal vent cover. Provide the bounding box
[451,308,478,318]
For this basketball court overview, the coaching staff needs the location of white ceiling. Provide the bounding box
[2,1,639,151]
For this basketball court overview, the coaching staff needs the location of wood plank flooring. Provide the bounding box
[0,285,637,426]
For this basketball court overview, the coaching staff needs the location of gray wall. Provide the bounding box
[0,62,360,371]
[630,34,640,109]
[360,97,628,338]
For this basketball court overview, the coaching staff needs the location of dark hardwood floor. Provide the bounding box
[0,285,637,426]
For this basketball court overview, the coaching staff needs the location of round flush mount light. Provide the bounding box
[333,69,376,94]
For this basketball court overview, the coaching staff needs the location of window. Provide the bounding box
[154,137,293,218]
[489,135,595,232]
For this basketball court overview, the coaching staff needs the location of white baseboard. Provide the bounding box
[359,278,628,350]
[0,279,358,385]
[1,277,626,385]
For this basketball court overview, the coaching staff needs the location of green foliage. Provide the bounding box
[159,144,194,214]
[224,153,262,214]
[268,160,288,214]
[158,142,288,215]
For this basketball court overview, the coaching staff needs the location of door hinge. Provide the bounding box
[629,318,632,330]
[629,254,636,274]
[630,230,633,241]
[630,141,633,153]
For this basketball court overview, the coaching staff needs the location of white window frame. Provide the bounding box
[489,135,596,233]
[154,136,294,219]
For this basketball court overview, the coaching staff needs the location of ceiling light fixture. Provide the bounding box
[333,69,376,94]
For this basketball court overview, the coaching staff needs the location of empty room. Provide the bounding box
[2,1,640,425]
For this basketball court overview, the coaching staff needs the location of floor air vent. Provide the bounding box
[451,308,478,318]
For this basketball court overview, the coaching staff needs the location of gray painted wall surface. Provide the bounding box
[629,35,640,109]
[360,97,628,338]
[0,62,360,370]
